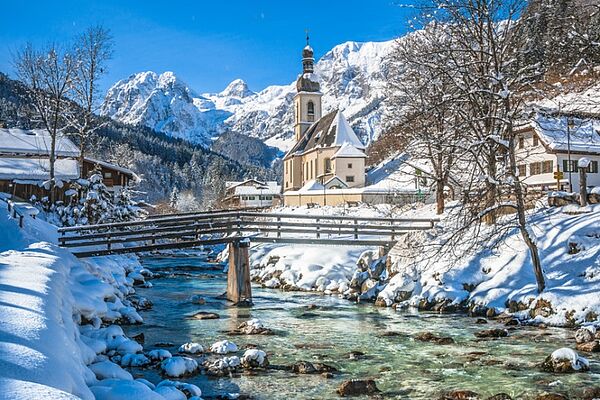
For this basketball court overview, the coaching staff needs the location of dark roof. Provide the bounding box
[286,110,338,157]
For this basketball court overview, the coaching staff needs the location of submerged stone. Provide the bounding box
[474,329,508,338]
[439,390,480,400]
[415,332,455,345]
[189,311,220,320]
[337,379,380,397]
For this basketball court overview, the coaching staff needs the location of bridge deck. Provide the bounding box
[58,210,438,257]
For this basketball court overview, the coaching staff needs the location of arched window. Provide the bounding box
[307,101,315,121]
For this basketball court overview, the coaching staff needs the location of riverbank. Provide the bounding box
[247,202,600,328]
[0,202,201,399]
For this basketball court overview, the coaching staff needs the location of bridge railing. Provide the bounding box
[57,211,439,257]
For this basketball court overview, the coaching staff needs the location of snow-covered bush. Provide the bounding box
[53,169,145,226]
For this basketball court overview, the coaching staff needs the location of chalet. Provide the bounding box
[515,113,600,192]
[222,179,282,209]
[0,128,136,202]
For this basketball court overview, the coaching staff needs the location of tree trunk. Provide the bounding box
[436,179,445,214]
[579,167,588,207]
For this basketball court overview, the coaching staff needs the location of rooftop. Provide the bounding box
[533,113,600,154]
[0,128,79,157]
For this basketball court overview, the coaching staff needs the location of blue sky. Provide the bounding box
[0,1,414,94]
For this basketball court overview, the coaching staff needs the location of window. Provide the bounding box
[563,160,578,173]
[310,160,313,179]
[104,172,112,179]
[346,176,355,183]
[542,160,553,174]
[347,163,353,169]
[533,136,539,146]
[248,196,256,200]
[530,162,541,175]
[307,101,315,122]
[518,136,525,149]
[589,161,599,173]
[517,164,526,177]
[324,158,331,173]
[242,196,248,201]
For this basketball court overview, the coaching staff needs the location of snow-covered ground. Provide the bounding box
[0,201,199,399]
[248,201,600,327]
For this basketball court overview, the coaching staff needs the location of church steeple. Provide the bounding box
[294,33,322,141]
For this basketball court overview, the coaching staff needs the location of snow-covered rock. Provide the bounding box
[241,349,268,368]
[90,379,164,400]
[541,348,590,373]
[210,340,238,354]
[160,356,199,378]
[148,349,172,361]
[178,342,204,354]
[89,361,133,381]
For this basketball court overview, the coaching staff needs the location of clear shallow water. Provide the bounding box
[125,255,599,400]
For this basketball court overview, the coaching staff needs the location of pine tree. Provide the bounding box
[169,187,179,210]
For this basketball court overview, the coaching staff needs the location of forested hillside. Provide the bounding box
[0,73,275,205]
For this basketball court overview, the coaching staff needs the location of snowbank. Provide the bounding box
[377,201,600,325]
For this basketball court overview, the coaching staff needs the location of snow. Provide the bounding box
[533,113,600,154]
[160,356,199,378]
[0,128,79,157]
[331,110,366,149]
[578,157,591,168]
[551,348,590,371]
[331,142,367,159]
[0,157,79,181]
[148,349,172,361]
[178,342,203,354]
[89,361,133,380]
[241,349,267,367]
[210,340,238,354]
[90,379,165,400]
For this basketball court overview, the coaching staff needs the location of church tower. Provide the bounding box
[294,33,322,142]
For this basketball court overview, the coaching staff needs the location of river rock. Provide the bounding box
[540,348,590,373]
[486,394,512,400]
[575,327,595,344]
[582,387,600,399]
[474,329,508,338]
[535,394,568,400]
[241,349,269,369]
[190,311,220,320]
[190,295,206,305]
[131,332,145,344]
[575,340,600,353]
[475,318,488,324]
[233,319,274,335]
[290,360,337,374]
[415,332,455,345]
[336,379,380,397]
[438,389,480,399]
[348,351,366,360]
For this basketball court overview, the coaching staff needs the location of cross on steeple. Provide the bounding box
[305,29,310,46]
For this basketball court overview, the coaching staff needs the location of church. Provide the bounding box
[283,39,368,206]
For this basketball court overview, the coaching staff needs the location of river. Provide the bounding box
[123,254,598,399]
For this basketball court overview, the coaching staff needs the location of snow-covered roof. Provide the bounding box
[285,110,365,158]
[225,179,279,190]
[233,185,281,196]
[0,157,79,181]
[533,114,600,154]
[331,143,366,159]
[84,157,137,179]
[298,179,325,193]
[324,176,348,189]
[0,129,79,157]
[365,153,432,193]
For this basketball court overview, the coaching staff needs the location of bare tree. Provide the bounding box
[13,43,76,201]
[69,25,113,177]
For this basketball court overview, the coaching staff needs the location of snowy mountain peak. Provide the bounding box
[219,79,254,99]
[102,39,397,151]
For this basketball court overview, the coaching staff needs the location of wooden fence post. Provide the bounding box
[226,239,252,306]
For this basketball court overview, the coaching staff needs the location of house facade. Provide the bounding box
[283,40,368,206]
[0,128,136,202]
[515,114,600,192]
[222,179,282,209]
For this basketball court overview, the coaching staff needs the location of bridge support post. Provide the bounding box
[226,239,252,306]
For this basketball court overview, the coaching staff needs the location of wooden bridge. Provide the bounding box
[58,210,438,305]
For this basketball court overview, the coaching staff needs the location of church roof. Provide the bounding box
[286,110,364,157]
[331,143,366,159]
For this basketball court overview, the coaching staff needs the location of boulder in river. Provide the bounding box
[438,390,480,400]
[535,394,568,400]
[581,387,600,400]
[232,319,274,335]
[540,348,590,373]
[290,360,337,374]
[189,311,220,320]
[474,329,508,339]
[336,379,380,397]
[486,394,512,400]
[241,349,269,369]
[576,340,600,353]
[575,327,596,344]
[415,332,455,345]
